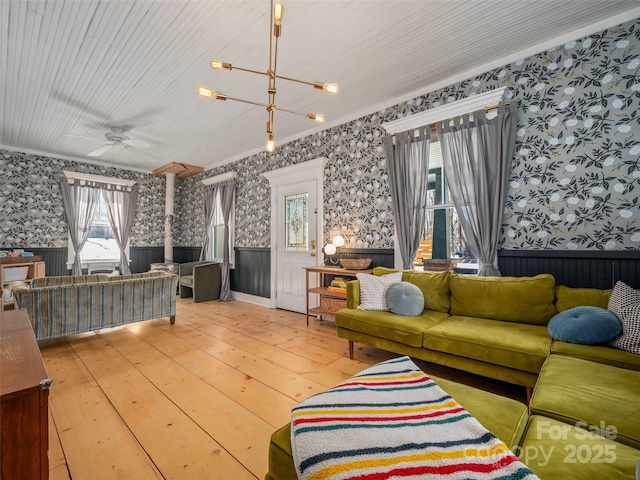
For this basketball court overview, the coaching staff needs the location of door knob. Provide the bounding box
[310,252,316,257]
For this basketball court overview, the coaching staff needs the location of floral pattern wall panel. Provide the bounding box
[177,18,639,252]
[0,150,165,247]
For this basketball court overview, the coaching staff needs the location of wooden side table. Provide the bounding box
[304,266,373,325]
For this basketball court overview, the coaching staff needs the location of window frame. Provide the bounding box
[201,172,237,267]
[206,188,236,267]
[63,171,135,271]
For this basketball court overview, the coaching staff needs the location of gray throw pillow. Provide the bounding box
[386,281,425,316]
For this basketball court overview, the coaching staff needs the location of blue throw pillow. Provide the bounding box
[548,306,622,344]
[386,282,424,316]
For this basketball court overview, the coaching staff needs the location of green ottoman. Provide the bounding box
[530,355,640,449]
[518,416,640,479]
[265,374,529,480]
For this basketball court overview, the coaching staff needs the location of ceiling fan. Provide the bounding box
[84,127,151,157]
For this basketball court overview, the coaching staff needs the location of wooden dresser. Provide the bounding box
[1,309,51,479]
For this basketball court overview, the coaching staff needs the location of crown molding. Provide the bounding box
[62,170,137,187]
[381,87,508,134]
[201,171,237,186]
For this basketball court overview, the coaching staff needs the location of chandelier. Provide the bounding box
[197,0,338,153]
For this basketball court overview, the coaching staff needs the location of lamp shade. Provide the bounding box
[324,243,336,255]
[332,235,345,247]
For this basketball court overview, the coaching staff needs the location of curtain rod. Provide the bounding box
[391,99,521,136]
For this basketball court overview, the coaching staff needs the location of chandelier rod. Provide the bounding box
[218,63,333,90]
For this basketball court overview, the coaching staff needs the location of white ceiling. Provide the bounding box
[1,1,639,173]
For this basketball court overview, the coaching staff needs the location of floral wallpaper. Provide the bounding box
[0,151,166,247]
[2,19,639,253]
[176,18,640,251]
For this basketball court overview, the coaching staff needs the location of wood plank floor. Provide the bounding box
[40,297,525,479]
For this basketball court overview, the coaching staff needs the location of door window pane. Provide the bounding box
[284,193,308,251]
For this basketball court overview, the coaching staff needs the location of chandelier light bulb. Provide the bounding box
[307,113,325,124]
[332,235,345,247]
[273,1,284,25]
[323,83,339,95]
[210,59,223,69]
[324,243,336,255]
[197,85,215,98]
[266,134,275,152]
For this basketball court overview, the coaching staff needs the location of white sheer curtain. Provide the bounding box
[103,185,139,275]
[200,185,217,261]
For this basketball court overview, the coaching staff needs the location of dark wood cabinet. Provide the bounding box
[1,309,51,479]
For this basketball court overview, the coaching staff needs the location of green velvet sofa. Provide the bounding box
[266,269,640,478]
[334,267,640,389]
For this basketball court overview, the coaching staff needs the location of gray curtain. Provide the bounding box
[218,180,236,301]
[200,186,217,261]
[382,126,431,269]
[436,102,518,276]
[103,186,139,275]
[58,178,101,275]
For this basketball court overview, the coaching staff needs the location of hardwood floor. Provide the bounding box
[40,297,525,479]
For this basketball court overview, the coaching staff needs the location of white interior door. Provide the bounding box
[275,181,318,313]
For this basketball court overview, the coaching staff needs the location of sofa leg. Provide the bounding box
[348,340,354,359]
[526,386,532,404]
[170,315,176,325]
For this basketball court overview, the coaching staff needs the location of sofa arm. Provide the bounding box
[346,280,360,309]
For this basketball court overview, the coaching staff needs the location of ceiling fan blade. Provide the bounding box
[123,144,157,163]
[87,145,113,157]
[123,138,150,148]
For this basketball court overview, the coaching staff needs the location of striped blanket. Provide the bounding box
[291,356,538,480]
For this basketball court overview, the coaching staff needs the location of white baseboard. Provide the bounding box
[230,291,273,308]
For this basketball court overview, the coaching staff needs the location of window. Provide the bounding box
[67,193,129,263]
[420,139,472,261]
[206,190,235,264]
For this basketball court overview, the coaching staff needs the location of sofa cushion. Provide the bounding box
[356,271,402,311]
[336,309,448,347]
[518,416,640,479]
[530,355,640,449]
[547,306,622,345]
[431,375,529,449]
[386,281,424,316]
[31,274,108,288]
[373,267,451,313]
[449,273,556,325]
[550,340,640,371]
[111,271,165,281]
[423,316,551,374]
[180,275,194,286]
[555,285,612,312]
